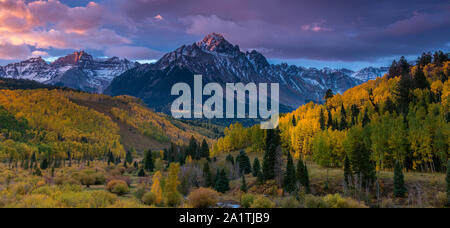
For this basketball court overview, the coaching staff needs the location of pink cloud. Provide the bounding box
[0,0,131,60]
[0,42,31,60]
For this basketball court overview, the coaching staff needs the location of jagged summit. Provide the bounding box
[52,51,94,66]
[0,51,138,93]
[196,33,240,54]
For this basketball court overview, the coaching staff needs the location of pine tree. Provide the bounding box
[40,158,48,170]
[302,163,310,193]
[412,66,429,90]
[137,167,146,177]
[344,155,353,190]
[257,170,265,185]
[446,160,450,206]
[144,150,154,172]
[133,161,138,168]
[327,109,333,129]
[362,108,370,127]
[394,161,407,198]
[200,139,210,160]
[238,150,252,175]
[319,109,325,130]
[292,115,297,126]
[203,162,213,187]
[240,175,248,193]
[252,158,261,177]
[324,89,334,101]
[297,157,309,193]
[125,149,133,164]
[263,129,279,180]
[215,170,230,193]
[283,153,297,193]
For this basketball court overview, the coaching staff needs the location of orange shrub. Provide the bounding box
[187,188,219,208]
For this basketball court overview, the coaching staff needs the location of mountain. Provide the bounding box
[0,51,138,93]
[106,33,386,111]
[351,66,389,82]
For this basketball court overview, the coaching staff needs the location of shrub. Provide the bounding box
[241,194,256,208]
[434,192,447,208]
[106,180,130,196]
[134,185,147,200]
[187,188,219,208]
[278,197,300,208]
[324,194,368,208]
[304,195,330,208]
[142,192,157,206]
[380,198,396,208]
[90,191,118,208]
[165,191,183,207]
[250,196,275,208]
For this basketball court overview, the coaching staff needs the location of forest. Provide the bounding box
[0,52,449,208]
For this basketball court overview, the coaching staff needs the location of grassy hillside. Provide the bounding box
[0,82,216,164]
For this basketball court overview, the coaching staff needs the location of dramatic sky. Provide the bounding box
[0,0,449,69]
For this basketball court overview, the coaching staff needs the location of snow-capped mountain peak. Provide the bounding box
[0,51,138,93]
[196,33,240,55]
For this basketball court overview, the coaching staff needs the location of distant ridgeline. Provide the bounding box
[213,51,449,173]
[0,79,216,166]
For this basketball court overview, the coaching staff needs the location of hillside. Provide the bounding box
[213,53,449,173]
[0,80,217,165]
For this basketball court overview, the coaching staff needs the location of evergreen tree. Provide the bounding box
[362,108,370,127]
[107,151,114,166]
[283,153,297,193]
[302,164,310,193]
[412,66,429,90]
[238,150,252,175]
[446,160,450,206]
[226,154,234,165]
[188,136,199,160]
[350,104,359,126]
[297,157,310,193]
[240,175,248,193]
[200,139,210,160]
[203,162,213,187]
[324,89,334,101]
[123,159,128,168]
[344,155,353,189]
[417,52,432,67]
[215,170,230,193]
[40,158,48,170]
[263,129,279,180]
[125,149,133,164]
[327,109,333,129]
[292,115,297,126]
[382,97,396,114]
[137,167,146,177]
[252,158,261,177]
[144,150,154,172]
[257,170,265,185]
[319,109,326,130]
[347,127,376,189]
[133,161,138,168]
[394,161,407,198]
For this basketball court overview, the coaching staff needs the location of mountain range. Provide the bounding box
[0,51,138,93]
[0,33,388,111]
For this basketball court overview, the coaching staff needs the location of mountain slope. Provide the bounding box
[0,79,214,156]
[106,33,384,112]
[0,51,138,93]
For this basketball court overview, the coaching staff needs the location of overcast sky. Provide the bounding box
[0,0,448,70]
